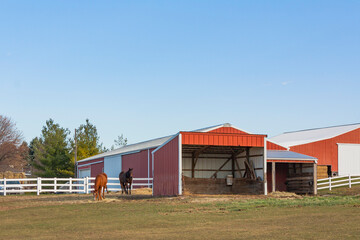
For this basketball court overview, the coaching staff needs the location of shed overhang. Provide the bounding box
[267,150,317,164]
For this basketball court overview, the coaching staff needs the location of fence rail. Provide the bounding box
[0,177,153,196]
[317,174,360,190]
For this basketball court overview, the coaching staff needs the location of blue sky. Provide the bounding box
[1,1,359,148]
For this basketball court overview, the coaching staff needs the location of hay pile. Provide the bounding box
[0,171,26,179]
[268,191,302,199]
[132,187,152,195]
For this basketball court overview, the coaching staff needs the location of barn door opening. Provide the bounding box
[182,145,264,195]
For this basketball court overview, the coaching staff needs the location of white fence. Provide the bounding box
[0,177,153,196]
[317,174,360,190]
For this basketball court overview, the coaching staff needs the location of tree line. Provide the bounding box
[0,115,127,178]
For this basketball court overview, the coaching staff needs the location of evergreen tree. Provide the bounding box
[73,119,105,161]
[31,119,73,177]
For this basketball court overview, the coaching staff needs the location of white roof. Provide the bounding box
[77,135,173,163]
[78,123,238,163]
[270,123,360,148]
[267,150,317,162]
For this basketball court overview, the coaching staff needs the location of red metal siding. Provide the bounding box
[77,157,104,177]
[267,163,288,193]
[91,162,104,177]
[209,127,249,134]
[267,141,287,150]
[290,128,360,172]
[153,136,179,196]
[122,148,155,180]
[181,132,266,147]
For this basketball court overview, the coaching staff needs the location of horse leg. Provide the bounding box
[102,186,106,199]
[129,183,131,195]
[99,187,102,201]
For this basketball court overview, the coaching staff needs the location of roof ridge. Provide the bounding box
[116,134,174,149]
[191,123,228,132]
[283,123,360,134]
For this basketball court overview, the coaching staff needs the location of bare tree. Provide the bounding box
[0,115,28,171]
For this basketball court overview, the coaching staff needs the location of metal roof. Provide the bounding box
[267,150,317,162]
[77,135,173,163]
[270,123,360,147]
[193,123,252,134]
[78,123,238,163]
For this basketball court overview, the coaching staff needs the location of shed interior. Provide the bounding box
[181,145,264,195]
[267,162,315,195]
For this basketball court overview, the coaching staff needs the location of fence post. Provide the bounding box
[69,177,72,194]
[349,174,352,188]
[4,178,6,196]
[37,177,41,195]
[86,177,89,194]
[54,177,57,193]
[329,177,332,191]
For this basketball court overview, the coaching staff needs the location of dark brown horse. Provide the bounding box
[119,168,133,195]
[93,173,108,201]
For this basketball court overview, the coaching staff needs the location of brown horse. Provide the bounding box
[119,168,133,195]
[100,173,108,198]
[93,173,108,201]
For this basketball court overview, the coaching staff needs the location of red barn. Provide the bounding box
[77,123,317,196]
[271,123,360,179]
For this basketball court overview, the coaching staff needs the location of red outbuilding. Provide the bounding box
[271,123,360,179]
[77,123,318,196]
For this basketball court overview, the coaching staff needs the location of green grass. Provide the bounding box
[318,181,360,195]
[1,193,360,239]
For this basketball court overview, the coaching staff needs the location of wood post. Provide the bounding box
[272,162,276,192]
[191,152,195,178]
[191,146,210,178]
[313,163,317,195]
[232,155,235,178]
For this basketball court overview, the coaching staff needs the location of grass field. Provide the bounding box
[1,189,360,240]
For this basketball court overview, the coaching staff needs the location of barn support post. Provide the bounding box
[232,154,235,178]
[263,138,268,195]
[313,163,317,195]
[178,133,182,195]
[191,146,210,178]
[272,162,276,192]
[191,152,195,178]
